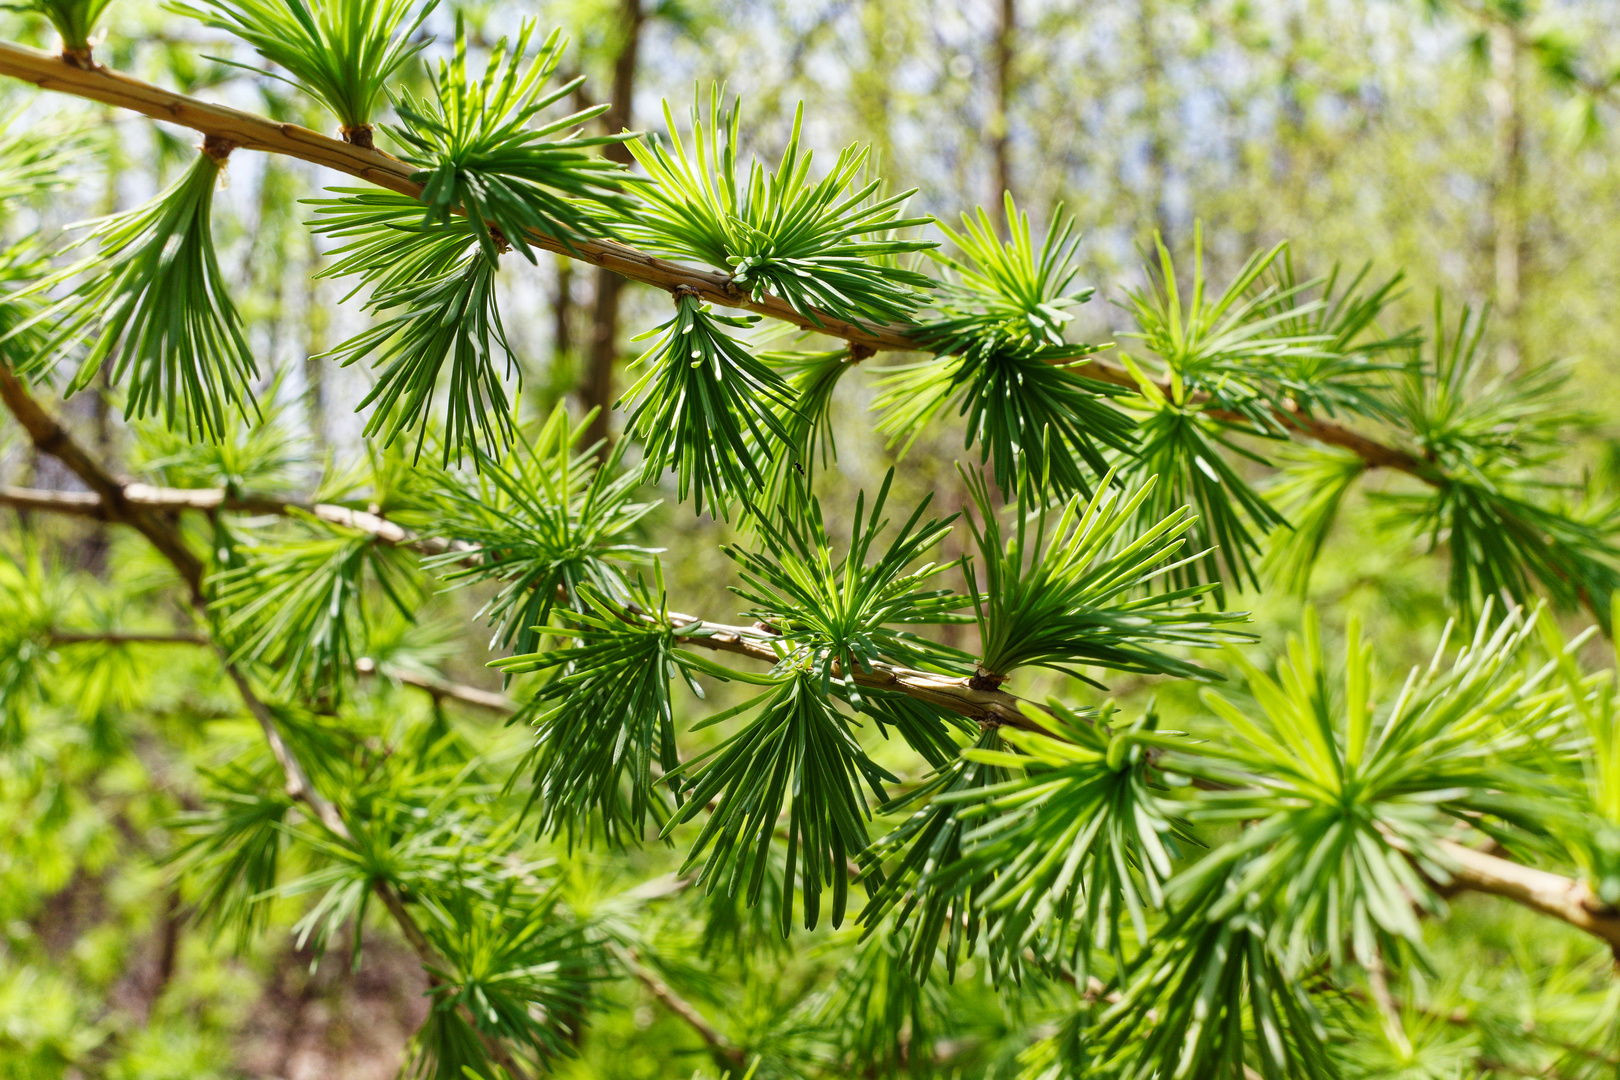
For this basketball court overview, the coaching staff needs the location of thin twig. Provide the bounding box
[43,627,515,712]
[50,628,208,645]
[618,947,748,1072]
[1437,838,1620,959]
[353,657,516,712]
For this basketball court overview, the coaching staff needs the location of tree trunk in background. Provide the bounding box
[78,370,113,575]
[1137,0,1173,249]
[581,0,644,455]
[855,0,897,181]
[990,0,1016,235]
[1487,17,1525,371]
[303,228,329,448]
[554,255,574,368]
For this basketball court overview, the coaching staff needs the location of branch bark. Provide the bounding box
[657,607,1053,731]
[1438,838,1620,957]
[352,656,516,712]
[49,628,207,645]
[0,482,461,556]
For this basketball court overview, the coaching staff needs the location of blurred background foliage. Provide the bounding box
[5,0,1620,1076]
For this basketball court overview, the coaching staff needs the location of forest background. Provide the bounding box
[5,0,1620,1077]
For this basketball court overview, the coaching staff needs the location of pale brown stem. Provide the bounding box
[1365,950,1413,1057]
[353,657,516,713]
[1438,838,1620,956]
[619,947,747,1072]
[45,627,514,712]
[0,483,463,558]
[655,607,1051,731]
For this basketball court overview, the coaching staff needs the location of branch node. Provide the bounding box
[339,123,375,150]
[968,669,1008,692]
[201,133,236,161]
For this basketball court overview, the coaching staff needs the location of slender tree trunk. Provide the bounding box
[581,0,644,455]
[77,368,113,574]
[1137,0,1172,248]
[989,0,1016,235]
[304,226,329,447]
[1487,17,1524,371]
[554,255,574,366]
[855,0,897,180]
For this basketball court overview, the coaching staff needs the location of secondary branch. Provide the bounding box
[617,947,748,1072]
[7,420,1620,958]
[0,366,533,1075]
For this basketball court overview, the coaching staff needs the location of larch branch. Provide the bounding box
[0,40,1434,484]
[0,39,1608,954]
[7,399,1620,958]
[0,370,544,1074]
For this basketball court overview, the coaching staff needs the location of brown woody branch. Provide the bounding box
[1438,838,1620,956]
[1,480,439,544]
[0,368,531,1077]
[49,628,208,645]
[0,40,1434,486]
[657,607,1053,731]
[352,656,516,712]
